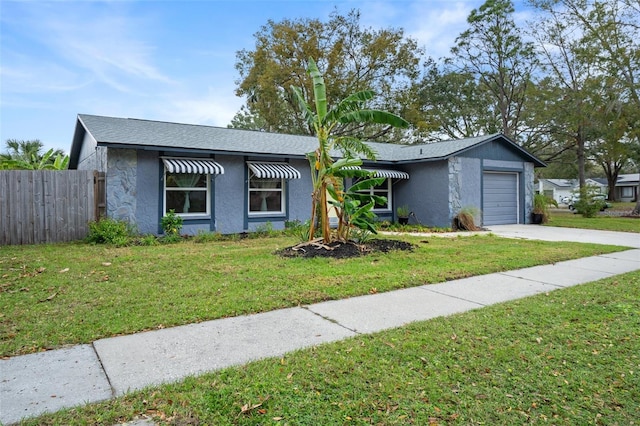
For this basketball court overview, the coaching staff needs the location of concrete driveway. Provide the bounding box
[487,224,640,249]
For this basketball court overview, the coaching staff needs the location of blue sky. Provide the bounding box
[0,0,532,154]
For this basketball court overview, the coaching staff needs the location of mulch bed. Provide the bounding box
[277,238,415,259]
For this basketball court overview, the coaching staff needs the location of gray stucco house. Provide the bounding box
[69,114,545,235]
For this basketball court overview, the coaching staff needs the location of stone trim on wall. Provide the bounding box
[448,157,463,220]
[106,148,137,225]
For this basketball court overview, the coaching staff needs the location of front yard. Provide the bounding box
[0,234,625,357]
[19,270,640,425]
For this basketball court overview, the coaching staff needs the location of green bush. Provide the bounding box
[161,210,183,236]
[574,198,605,218]
[573,188,608,218]
[86,218,135,245]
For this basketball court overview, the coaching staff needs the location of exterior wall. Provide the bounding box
[214,155,248,234]
[76,132,106,172]
[450,157,482,226]
[136,151,161,235]
[103,149,313,236]
[283,158,313,224]
[244,157,312,232]
[213,155,312,234]
[465,140,527,163]
[395,161,450,228]
[106,148,137,224]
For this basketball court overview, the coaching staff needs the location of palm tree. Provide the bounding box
[291,58,409,243]
[0,139,68,170]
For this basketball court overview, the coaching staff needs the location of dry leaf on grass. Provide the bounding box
[39,292,57,302]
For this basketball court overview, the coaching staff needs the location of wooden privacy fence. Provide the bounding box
[0,170,105,245]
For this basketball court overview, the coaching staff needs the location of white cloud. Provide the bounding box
[405,1,475,59]
[10,2,173,95]
[0,51,91,96]
[158,87,244,128]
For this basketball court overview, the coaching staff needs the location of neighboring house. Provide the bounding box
[614,173,639,202]
[537,179,575,203]
[69,114,546,235]
[538,178,608,203]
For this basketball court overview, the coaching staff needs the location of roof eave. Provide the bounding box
[68,116,88,169]
[96,141,312,160]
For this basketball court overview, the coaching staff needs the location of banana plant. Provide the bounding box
[291,57,409,243]
[328,167,387,241]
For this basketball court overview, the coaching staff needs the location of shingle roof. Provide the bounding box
[543,179,576,188]
[71,114,545,167]
[617,173,639,184]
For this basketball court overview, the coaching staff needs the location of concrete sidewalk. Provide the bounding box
[1,226,639,425]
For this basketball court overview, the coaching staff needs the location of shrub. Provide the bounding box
[161,210,183,236]
[574,188,607,218]
[574,198,605,218]
[86,218,134,245]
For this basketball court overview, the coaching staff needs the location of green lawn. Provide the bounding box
[608,202,636,212]
[23,270,640,425]
[0,235,625,357]
[547,211,640,233]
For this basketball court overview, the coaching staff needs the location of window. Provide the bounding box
[165,172,209,216]
[355,178,391,211]
[161,157,223,218]
[622,186,634,198]
[248,171,285,215]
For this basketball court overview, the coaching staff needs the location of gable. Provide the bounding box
[461,138,538,164]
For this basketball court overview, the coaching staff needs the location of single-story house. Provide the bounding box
[539,175,639,203]
[538,178,607,203]
[614,173,639,202]
[69,114,546,235]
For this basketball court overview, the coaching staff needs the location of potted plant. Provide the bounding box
[531,193,557,224]
[396,204,410,225]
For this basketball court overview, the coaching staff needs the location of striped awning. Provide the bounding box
[369,169,410,180]
[247,162,301,179]
[345,166,409,180]
[162,157,224,175]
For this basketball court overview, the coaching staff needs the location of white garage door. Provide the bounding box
[483,172,518,225]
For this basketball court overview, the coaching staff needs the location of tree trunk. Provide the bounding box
[320,182,331,243]
[576,131,586,190]
[602,162,621,202]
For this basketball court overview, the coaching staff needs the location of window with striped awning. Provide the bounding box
[246,162,301,179]
[162,157,224,175]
